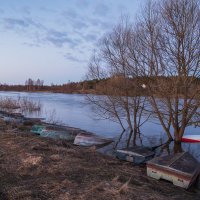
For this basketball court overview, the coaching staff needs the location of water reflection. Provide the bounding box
[0,91,199,161]
[99,130,200,161]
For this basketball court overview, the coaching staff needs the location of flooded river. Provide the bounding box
[0,91,199,160]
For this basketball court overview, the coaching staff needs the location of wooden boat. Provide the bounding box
[23,117,44,125]
[31,124,76,140]
[116,146,155,165]
[181,135,200,143]
[41,129,76,141]
[31,125,46,135]
[147,152,200,189]
[73,132,113,147]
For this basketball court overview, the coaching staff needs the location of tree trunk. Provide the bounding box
[133,127,137,146]
[174,129,183,143]
[173,141,183,153]
[127,130,133,147]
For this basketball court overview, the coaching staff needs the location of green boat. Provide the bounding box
[31,125,46,135]
[31,124,76,141]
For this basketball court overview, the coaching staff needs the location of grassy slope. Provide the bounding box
[0,132,199,200]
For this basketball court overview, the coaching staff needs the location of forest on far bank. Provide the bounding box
[0,78,100,94]
[1,75,200,96]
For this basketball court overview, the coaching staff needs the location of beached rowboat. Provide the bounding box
[73,132,113,147]
[181,135,200,143]
[116,146,155,165]
[147,152,200,189]
[31,124,76,140]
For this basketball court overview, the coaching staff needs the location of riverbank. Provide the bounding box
[0,130,199,200]
[0,89,93,95]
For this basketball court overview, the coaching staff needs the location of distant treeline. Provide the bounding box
[0,78,102,94]
[0,76,199,94]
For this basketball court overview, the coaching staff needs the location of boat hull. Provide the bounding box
[147,152,200,189]
[181,135,200,143]
[74,133,113,147]
[116,146,155,165]
[31,124,76,140]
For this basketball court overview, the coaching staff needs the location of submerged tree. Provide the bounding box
[87,0,200,144]
[86,18,149,146]
[134,0,200,142]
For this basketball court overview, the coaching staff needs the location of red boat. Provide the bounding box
[181,135,200,143]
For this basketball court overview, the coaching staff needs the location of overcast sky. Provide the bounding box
[0,0,147,85]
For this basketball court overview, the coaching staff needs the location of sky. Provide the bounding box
[0,0,148,85]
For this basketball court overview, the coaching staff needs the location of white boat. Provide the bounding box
[181,135,200,143]
[73,132,113,147]
[147,152,200,189]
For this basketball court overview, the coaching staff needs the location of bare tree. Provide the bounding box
[132,0,200,142]
[87,0,200,145]
[25,78,44,91]
[86,18,149,147]
[25,78,34,91]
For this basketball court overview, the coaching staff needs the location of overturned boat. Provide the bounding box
[73,132,113,147]
[181,135,200,143]
[147,152,200,189]
[116,146,155,165]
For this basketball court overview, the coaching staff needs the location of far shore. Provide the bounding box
[0,89,94,95]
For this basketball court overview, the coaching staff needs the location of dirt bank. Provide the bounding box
[0,131,199,200]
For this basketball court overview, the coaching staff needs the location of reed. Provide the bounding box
[0,97,42,113]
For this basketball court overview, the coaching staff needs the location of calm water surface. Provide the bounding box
[0,91,199,160]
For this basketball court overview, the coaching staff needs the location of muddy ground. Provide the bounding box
[0,130,199,200]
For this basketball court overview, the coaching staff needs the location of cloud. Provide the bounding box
[20,6,31,15]
[23,42,40,47]
[72,20,88,30]
[40,6,57,14]
[64,53,87,63]
[0,9,4,14]
[1,3,108,52]
[3,17,47,31]
[62,10,78,19]
[75,0,90,8]
[86,17,112,30]
[27,19,47,30]
[46,29,80,48]
[61,9,89,31]
[48,30,67,38]
[83,33,97,42]
[3,18,30,29]
[2,16,84,49]
[93,3,109,16]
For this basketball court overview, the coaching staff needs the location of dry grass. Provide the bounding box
[0,131,199,200]
[0,97,41,113]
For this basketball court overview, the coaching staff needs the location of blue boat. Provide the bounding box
[116,146,155,165]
